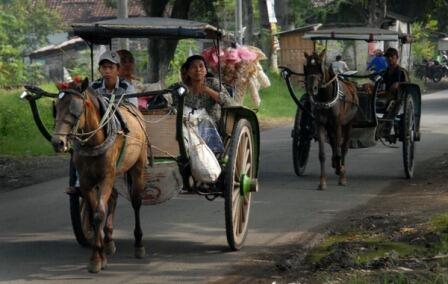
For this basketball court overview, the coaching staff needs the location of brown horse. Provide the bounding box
[303,50,358,190]
[51,78,147,273]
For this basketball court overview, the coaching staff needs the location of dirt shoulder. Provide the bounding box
[0,154,70,192]
[216,153,448,284]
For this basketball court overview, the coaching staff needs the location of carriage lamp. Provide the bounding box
[177,86,186,96]
[20,91,31,100]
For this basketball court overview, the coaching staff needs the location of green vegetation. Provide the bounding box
[0,83,57,155]
[0,72,299,156]
[243,71,299,121]
[0,0,61,88]
[412,20,439,63]
[306,214,448,284]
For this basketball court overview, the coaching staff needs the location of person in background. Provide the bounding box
[367,49,388,73]
[379,47,410,135]
[382,47,409,96]
[331,55,349,74]
[116,49,141,88]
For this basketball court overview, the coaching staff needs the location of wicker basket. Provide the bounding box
[142,108,179,158]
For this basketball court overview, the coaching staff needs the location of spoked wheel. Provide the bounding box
[292,107,312,176]
[69,193,94,247]
[402,95,416,179]
[225,119,257,251]
[432,68,443,83]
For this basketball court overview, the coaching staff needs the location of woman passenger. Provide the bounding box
[175,55,235,153]
[178,55,235,122]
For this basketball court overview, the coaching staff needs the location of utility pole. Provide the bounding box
[117,0,129,50]
[266,0,279,73]
[235,0,243,45]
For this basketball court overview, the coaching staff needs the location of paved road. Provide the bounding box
[1,90,448,283]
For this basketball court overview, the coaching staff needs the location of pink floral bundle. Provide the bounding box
[202,45,269,107]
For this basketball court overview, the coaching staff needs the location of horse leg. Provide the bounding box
[104,188,118,256]
[317,125,327,190]
[333,120,344,178]
[128,156,146,259]
[339,125,351,186]
[327,132,339,174]
[86,178,114,273]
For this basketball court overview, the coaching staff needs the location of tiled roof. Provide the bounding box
[44,0,146,25]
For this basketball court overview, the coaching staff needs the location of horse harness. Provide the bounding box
[54,89,129,160]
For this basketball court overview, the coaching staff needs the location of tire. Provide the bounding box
[432,68,443,83]
[69,193,94,247]
[292,108,312,176]
[224,119,254,251]
[402,95,416,179]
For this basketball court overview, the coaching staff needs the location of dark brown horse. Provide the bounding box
[303,50,358,190]
[51,78,147,273]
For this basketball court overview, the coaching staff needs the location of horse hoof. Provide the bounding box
[105,241,117,255]
[135,246,146,259]
[339,179,347,186]
[101,258,108,270]
[317,184,327,190]
[87,261,102,273]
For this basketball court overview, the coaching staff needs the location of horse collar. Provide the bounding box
[310,77,342,110]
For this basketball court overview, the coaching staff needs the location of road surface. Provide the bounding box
[1,90,448,283]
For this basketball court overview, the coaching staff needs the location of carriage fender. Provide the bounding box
[222,106,260,177]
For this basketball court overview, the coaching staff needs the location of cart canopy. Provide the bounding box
[72,17,223,44]
[303,27,404,42]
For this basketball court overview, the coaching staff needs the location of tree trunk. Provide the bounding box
[242,0,253,44]
[142,0,193,85]
[258,0,271,61]
[366,0,387,27]
[275,0,294,31]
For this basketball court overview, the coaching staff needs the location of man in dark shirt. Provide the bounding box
[383,47,409,96]
[379,47,410,136]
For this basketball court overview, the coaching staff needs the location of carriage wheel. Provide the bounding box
[69,193,94,247]
[292,108,312,176]
[432,68,443,83]
[402,95,416,179]
[225,119,256,251]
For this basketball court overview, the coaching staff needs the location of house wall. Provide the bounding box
[278,32,314,73]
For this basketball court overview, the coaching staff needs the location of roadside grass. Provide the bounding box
[243,71,300,123]
[305,213,448,283]
[0,83,57,155]
[1,72,300,156]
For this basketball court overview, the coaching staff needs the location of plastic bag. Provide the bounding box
[183,121,221,183]
[198,119,224,154]
[184,106,224,153]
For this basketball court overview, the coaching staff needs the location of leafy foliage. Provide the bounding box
[0,0,61,87]
[411,20,439,63]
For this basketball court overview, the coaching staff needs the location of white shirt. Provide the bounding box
[331,60,349,74]
[91,77,138,107]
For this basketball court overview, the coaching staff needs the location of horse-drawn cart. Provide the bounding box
[21,17,259,262]
[280,27,421,180]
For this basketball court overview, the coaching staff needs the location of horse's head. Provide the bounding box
[304,49,327,96]
[51,77,90,153]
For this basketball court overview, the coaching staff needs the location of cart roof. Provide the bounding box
[72,17,223,44]
[303,27,403,41]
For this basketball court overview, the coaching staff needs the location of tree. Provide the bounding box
[242,0,254,44]
[141,0,194,84]
[0,0,61,87]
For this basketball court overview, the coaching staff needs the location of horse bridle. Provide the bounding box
[304,59,342,109]
[53,89,87,138]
